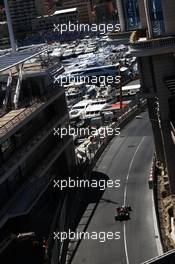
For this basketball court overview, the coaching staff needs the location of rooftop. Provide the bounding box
[122,79,140,91]
[0,45,64,140]
[0,46,47,73]
[53,8,78,16]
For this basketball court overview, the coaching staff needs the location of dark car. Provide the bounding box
[115,212,130,221]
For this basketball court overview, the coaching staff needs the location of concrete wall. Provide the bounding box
[138,53,175,193]
[153,54,174,120]
[138,56,156,94]
[153,54,175,194]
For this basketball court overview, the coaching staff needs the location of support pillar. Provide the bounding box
[116,0,126,32]
[144,0,153,38]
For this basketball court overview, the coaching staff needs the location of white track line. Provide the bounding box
[123,137,145,264]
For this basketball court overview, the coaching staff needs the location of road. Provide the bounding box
[72,111,159,264]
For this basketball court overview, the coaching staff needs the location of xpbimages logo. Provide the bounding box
[54,74,121,86]
[53,230,121,243]
[53,22,121,35]
[53,126,121,139]
[53,177,121,191]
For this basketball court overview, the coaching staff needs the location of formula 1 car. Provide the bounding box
[115,211,130,221]
[116,205,132,214]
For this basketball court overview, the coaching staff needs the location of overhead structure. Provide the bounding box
[0,48,47,73]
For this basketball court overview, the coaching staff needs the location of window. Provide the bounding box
[148,0,165,37]
[72,106,85,110]
[123,0,140,30]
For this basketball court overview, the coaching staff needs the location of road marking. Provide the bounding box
[123,137,145,264]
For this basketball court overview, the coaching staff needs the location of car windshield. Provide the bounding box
[72,106,84,110]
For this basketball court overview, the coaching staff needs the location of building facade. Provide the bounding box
[8,0,36,38]
[58,0,92,23]
[0,21,9,49]
[116,0,147,31]
[0,50,76,262]
[129,0,175,195]
[32,8,79,32]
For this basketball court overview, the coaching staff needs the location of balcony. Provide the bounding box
[0,113,69,181]
[0,88,64,142]
[0,136,73,228]
[129,30,175,57]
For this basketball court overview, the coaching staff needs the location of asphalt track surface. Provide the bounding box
[72,111,158,264]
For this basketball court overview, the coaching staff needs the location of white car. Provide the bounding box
[69,100,92,120]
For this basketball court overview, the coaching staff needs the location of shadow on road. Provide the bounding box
[100,198,119,205]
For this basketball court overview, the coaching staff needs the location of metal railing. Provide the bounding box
[130,30,175,50]
[0,87,63,137]
[0,103,43,137]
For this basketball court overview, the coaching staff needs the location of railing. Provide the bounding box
[0,87,63,137]
[0,103,43,137]
[130,30,175,50]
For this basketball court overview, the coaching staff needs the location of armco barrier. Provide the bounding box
[90,101,147,168]
[141,249,175,264]
[51,101,147,264]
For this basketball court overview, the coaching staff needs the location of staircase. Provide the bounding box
[4,68,23,111]
[13,67,23,109]
[2,72,12,111]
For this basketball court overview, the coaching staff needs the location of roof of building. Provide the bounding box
[122,84,140,91]
[53,7,78,16]
[0,46,47,73]
[122,79,140,91]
